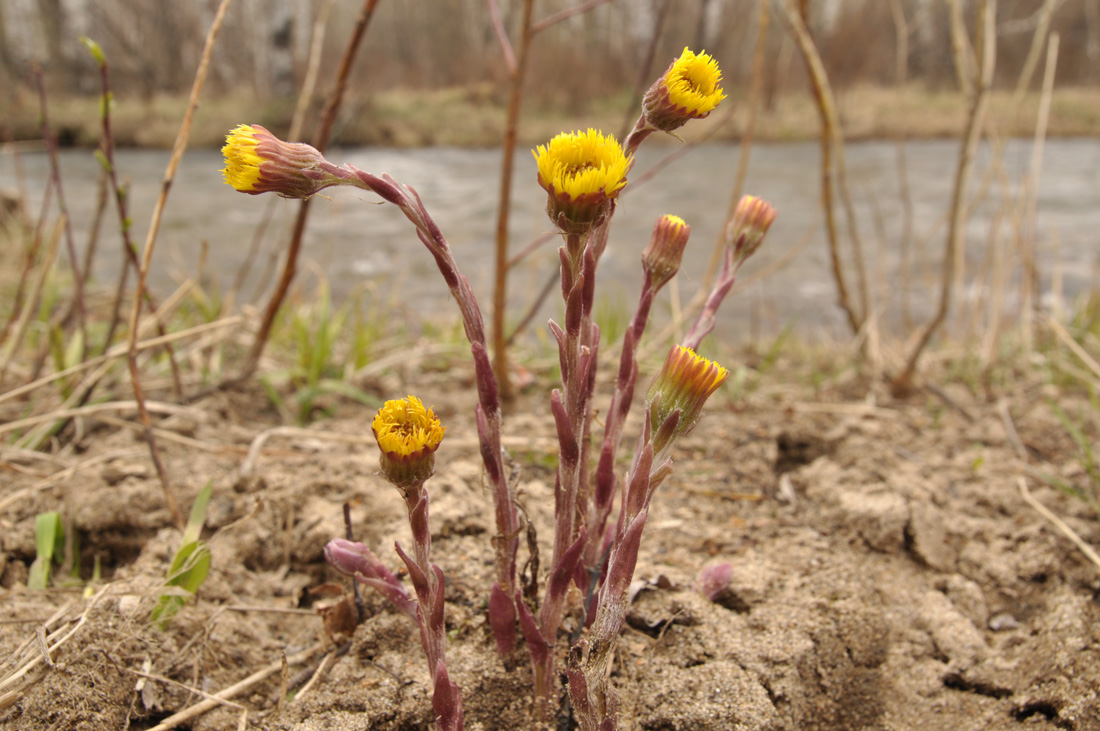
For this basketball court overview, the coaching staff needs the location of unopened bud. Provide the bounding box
[641,214,690,290]
[727,195,777,265]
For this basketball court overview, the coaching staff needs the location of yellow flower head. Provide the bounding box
[641,214,691,290]
[221,124,333,198]
[371,395,446,489]
[646,345,729,450]
[533,129,632,235]
[643,48,726,132]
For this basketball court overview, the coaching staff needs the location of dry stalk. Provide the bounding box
[1012,0,1061,101]
[1047,315,1100,381]
[238,426,374,479]
[0,400,203,438]
[490,0,536,404]
[0,584,113,699]
[888,0,916,331]
[239,0,381,382]
[12,280,204,450]
[946,0,976,95]
[781,0,863,335]
[225,0,335,316]
[144,643,325,731]
[1018,33,1060,354]
[0,448,145,514]
[31,65,87,349]
[0,315,238,407]
[0,203,43,349]
[0,217,62,386]
[895,0,997,395]
[701,0,769,292]
[122,0,232,527]
[1017,477,1100,571]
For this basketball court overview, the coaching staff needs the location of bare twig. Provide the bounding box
[1017,477,1100,571]
[1018,33,1060,353]
[1047,315,1100,381]
[531,0,615,34]
[486,0,516,75]
[144,643,325,731]
[490,0,535,403]
[239,0,382,383]
[888,0,915,331]
[31,65,86,349]
[124,0,233,528]
[85,38,183,397]
[0,217,62,386]
[946,0,976,95]
[0,400,202,438]
[0,316,239,408]
[781,0,862,335]
[238,426,374,479]
[895,0,997,394]
[1012,0,1060,100]
[701,0,769,292]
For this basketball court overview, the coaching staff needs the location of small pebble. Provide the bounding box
[988,612,1019,631]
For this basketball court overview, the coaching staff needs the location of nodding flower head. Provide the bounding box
[641,214,691,290]
[533,128,632,236]
[646,345,729,451]
[221,124,334,198]
[371,395,446,489]
[642,48,726,133]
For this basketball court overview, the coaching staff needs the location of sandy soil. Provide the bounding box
[2,355,1099,731]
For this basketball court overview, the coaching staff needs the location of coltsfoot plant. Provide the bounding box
[223,47,776,731]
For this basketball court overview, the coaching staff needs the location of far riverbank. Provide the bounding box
[4,83,1100,150]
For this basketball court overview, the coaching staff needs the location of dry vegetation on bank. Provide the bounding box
[4,84,1100,150]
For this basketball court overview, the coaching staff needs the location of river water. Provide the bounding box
[4,138,1099,344]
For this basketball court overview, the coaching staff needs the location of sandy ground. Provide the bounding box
[2,353,1099,731]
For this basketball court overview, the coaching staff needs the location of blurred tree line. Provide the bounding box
[1,0,1097,107]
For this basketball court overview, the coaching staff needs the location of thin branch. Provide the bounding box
[1017,477,1100,571]
[238,0,382,382]
[701,0,769,291]
[31,65,86,348]
[532,0,614,34]
[491,0,535,403]
[487,0,516,75]
[781,0,861,334]
[895,0,997,393]
[124,0,233,527]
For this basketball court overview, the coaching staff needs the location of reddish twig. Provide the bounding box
[490,0,536,404]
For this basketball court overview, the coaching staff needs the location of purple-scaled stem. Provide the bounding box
[375,396,463,731]
[324,538,417,619]
[569,348,729,731]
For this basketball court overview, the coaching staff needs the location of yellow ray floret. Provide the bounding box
[533,128,631,201]
[221,124,264,192]
[665,345,729,396]
[372,395,446,461]
[665,48,726,117]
